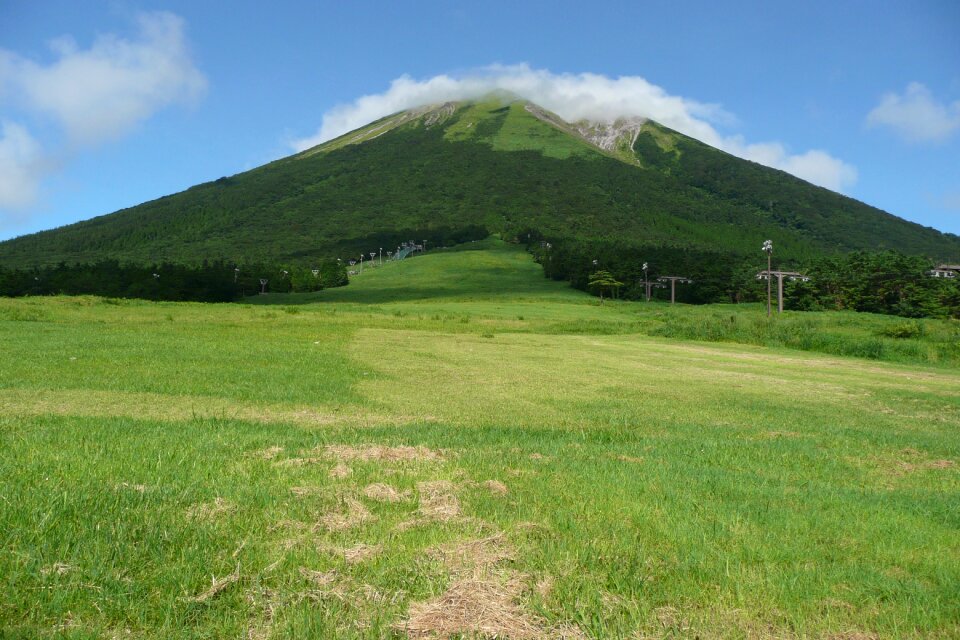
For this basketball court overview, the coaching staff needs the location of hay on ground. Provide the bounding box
[256,446,284,460]
[190,568,240,603]
[273,456,324,467]
[329,462,353,479]
[290,486,325,497]
[41,562,74,576]
[417,481,461,521]
[325,444,444,463]
[114,482,148,493]
[482,479,509,496]
[363,482,411,502]
[297,568,350,601]
[431,533,513,574]
[317,497,374,531]
[342,543,383,564]
[398,574,544,639]
[187,497,234,521]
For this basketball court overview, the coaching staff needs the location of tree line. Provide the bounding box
[521,232,960,318]
[0,259,348,302]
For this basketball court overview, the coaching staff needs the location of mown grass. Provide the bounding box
[1,240,958,638]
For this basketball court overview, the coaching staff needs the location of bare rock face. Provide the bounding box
[572,117,647,152]
[523,103,646,153]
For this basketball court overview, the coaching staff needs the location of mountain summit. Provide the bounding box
[1,95,957,267]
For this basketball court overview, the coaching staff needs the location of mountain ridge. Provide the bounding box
[1,95,957,268]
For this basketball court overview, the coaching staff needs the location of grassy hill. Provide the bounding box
[2,241,958,638]
[1,97,958,269]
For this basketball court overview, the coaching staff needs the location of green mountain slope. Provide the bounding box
[1,96,957,268]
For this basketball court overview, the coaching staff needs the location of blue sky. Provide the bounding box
[1,0,958,243]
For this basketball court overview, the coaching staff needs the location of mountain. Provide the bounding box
[1,94,958,268]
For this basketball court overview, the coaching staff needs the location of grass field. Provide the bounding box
[1,240,958,639]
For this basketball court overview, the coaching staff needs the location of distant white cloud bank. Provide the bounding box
[866,82,960,144]
[294,64,857,193]
[0,11,205,216]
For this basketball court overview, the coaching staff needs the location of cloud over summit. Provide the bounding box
[293,64,857,193]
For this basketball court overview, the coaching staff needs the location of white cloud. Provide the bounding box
[0,121,43,213]
[293,64,857,193]
[866,82,960,144]
[0,11,205,212]
[5,11,206,146]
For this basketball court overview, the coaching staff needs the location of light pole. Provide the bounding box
[642,262,650,302]
[379,247,383,266]
[359,254,363,273]
[762,240,773,317]
[234,267,240,283]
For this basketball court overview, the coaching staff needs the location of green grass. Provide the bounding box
[2,241,959,638]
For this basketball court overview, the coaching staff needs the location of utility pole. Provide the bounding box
[762,240,773,317]
[656,276,692,304]
[756,270,810,314]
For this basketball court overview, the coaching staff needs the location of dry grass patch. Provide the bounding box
[418,481,460,520]
[324,444,445,463]
[398,573,544,640]
[482,479,509,496]
[273,456,324,467]
[114,482,148,493]
[255,446,284,460]
[289,486,326,497]
[318,497,375,531]
[187,497,234,521]
[189,567,241,603]
[329,462,353,479]
[431,533,514,575]
[363,482,412,502]
[40,562,74,577]
[342,543,383,564]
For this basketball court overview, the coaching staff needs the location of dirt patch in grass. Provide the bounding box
[318,497,375,531]
[363,482,412,502]
[616,455,644,463]
[187,497,234,521]
[325,444,445,463]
